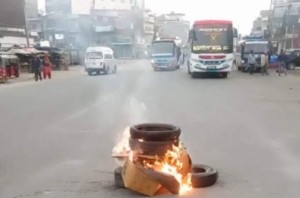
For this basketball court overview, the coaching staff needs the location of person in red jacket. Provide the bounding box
[43,56,52,79]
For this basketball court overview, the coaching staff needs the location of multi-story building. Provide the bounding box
[0,0,35,47]
[270,0,300,49]
[251,10,270,36]
[25,0,39,18]
[155,12,190,45]
[45,0,144,14]
[31,0,145,58]
[143,10,155,45]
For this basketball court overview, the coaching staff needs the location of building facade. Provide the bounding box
[45,0,144,14]
[269,0,300,49]
[34,0,145,58]
[143,10,155,45]
[0,0,35,47]
[156,12,190,45]
[25,0,39,18]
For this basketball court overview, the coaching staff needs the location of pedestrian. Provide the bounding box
[247,50,256,75]
[277,50,287,76]
[32,55,42,81]
[43,55,52,79]
[261,51,269,75]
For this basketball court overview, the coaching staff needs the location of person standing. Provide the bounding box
[277,50,287,76]
[247,50,256,75]
[32,55,42,81]
[43,55,52,79]
[261,52,269,75]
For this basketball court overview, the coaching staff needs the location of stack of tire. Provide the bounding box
[114,123,218,190]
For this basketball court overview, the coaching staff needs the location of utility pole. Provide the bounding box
[23,0,30,47]
[268,0,273,41]
[292,25,295,48]
[91,0,96,45]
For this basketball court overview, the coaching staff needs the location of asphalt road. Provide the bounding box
[0,60,300,198]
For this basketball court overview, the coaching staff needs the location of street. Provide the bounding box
[0,60,300,198]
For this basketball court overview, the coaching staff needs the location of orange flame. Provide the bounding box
[145,145,192,194]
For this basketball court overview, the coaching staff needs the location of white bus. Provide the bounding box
[187,20,237,78]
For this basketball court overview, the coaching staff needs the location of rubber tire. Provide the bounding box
[114,167,125,188]
[191,72,197,78]
[88,71,92,76]
[113,65,117,73]
[191,164,218,188]
[96,71,100,75]
[221,72,228,78]
[130,123,181,141]
[129,138,179,156]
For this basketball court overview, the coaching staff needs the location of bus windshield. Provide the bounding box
[151,42,174,56]
[191,24,233,54]
[244,43,268,54]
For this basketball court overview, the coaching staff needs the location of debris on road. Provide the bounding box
[112,123,218,196]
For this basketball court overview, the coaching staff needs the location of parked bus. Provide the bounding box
[187,20,237,78]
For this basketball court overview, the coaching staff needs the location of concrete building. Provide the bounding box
[251,10,270,36]
[25,0,39,18]
[143,10,155,45]
[45,0,144,14]
[31,0,145,58]
[269,0,300,49]
[156,12,190,45]
[0,0,35,47]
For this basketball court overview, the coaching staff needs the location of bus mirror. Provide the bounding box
[188,30,194,41]
[233,28,238,38]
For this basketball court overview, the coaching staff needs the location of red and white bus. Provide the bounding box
[187,20,237,78]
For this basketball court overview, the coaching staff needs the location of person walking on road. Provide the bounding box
[43,56,52,79]
[261,51,269,75]
[32,55,42,81]
[248,50,256,75]
[277,50,287,76]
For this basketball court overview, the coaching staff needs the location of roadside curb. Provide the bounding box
[1,67,83,85]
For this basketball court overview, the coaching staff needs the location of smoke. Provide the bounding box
[126,96,148,125]
[112,96,147,165]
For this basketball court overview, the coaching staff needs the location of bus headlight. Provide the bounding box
[223,63,230,69]
[151,59,155,64]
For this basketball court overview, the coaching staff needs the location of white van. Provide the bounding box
[85,47,117,75]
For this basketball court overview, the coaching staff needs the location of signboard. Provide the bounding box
[95,26,114,32]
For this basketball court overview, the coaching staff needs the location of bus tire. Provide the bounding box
[191,72,197,78]
[221,72,228,78]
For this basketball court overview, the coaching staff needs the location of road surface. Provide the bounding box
[0,60,300,198]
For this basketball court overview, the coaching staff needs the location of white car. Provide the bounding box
[85,46,117,75]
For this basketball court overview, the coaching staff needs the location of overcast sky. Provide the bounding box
[38,0,270,34]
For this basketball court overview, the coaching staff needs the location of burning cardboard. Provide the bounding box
[122,159,161,196]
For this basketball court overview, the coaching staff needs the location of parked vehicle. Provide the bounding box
[285,49,300,70]
[0,53,20,83]
[85,47,117,75]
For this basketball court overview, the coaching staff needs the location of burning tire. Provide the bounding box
[130,123,181,141]
[129,138,179,156]
[191,164,218,188]
[114,167,125,188]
